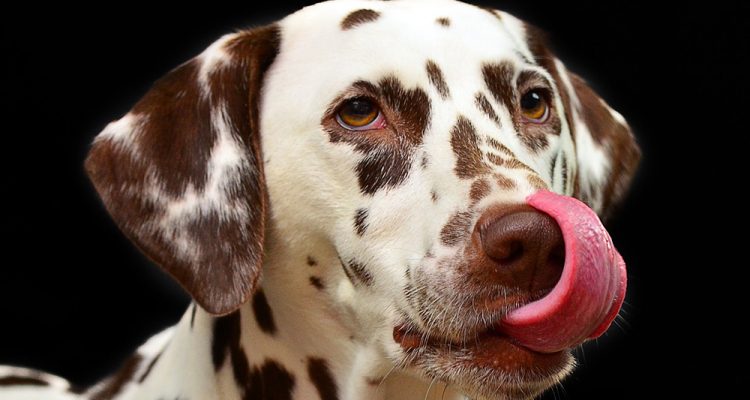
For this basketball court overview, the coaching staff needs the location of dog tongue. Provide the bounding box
[498,190,627,354]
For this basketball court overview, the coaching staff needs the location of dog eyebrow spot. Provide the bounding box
[341,9,381,30]
[436,17,450,27]
[354,208,369,236]
[252,290,277,335]
[451,116,490,179]
[482,62,516,116]
[426,60,450,99]
[475,92,500,127]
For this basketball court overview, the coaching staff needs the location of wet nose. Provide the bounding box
[476,207,565,293]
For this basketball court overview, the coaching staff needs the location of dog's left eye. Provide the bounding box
[336,98,386,131]
[520,89,550,123]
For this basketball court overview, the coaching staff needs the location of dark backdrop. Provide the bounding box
[1,1,744,398]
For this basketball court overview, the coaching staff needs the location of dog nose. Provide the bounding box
[476,207,565,293]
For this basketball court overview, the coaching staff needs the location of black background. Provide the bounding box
[1,1,745,398]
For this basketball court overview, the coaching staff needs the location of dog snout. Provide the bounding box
[474,206,565,294]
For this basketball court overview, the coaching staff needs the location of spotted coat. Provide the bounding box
[0,1,638,400]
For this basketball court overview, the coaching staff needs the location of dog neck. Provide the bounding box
[99,229,463,400]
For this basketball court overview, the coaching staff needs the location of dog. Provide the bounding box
[0,0,640,399]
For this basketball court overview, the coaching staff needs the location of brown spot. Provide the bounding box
[307,256,318,266]
[436,17,450,27]
[212,311,241,371]
[354,208,368,236]
[426,60,450,99]
[475,92,500,127]
[469,178,491,206]
[527,174,549,190]
[252,290,277,335]
[486,137,514,156]
[243,361,296,400]
[341,9,381,30]
[504,157,535,173]
[431,190,438,203]
[366,376,386,386]
[309,276,324,290]
[84,25,281,316]
[480,6,502,20]
[495,174,517,190]
[326,77,430,194]
[451,116,490,179]
[421,154,429,169]
[483,62,516,115]
[347,259,374,286]
[137,352,162,383]
[308,358,339,400]
[89,354,143,400]
[561,156,569,193]
[0,376,48,387]
[487,153,504,166]
[440,211,473,246]
[213,311,296,399]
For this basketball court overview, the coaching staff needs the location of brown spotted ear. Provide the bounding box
[521,23,641,219]
[85,26,280,315]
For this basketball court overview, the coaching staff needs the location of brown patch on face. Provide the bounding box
[252,290,277,335]
[341,9,381,30]
[325,77,431,194]
[527,174,549,190]
[504,157,535,174]
[475,92,501,127]
[309,276,324,290]
[440,211,474,247]
[426,60,450,99]
[486,136,514,156]
[483,62,516,116]
[307,358,339,400]
[436,17,450,27]
[451,116,490,179]
[421,154,429,169]
[469,178,491,206]
[487,153,504,166]
[495,174,517,190]
[84,25,281,316]
[307,256,318,267]
[431,190,438,203]
[89,354,143,400]
[354,208,368,236]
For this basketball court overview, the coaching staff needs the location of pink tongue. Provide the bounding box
[499,190,627,354]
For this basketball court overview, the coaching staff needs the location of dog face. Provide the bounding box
[85,1,639,399]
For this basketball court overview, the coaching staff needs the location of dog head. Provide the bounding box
[86,1,639,398]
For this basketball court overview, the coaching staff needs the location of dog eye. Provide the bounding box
[336,98,386,130]
[520,89,549,123]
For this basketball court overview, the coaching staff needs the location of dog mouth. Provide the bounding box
[393,322,572,398]
[391,190,627,398]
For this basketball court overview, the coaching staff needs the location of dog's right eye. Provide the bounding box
[336,98,386,131]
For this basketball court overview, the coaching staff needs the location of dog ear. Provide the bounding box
[85,26,280,315]
[516,21,641,220]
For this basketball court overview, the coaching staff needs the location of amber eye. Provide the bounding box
[336,98,383,130]
[520,89,549,123]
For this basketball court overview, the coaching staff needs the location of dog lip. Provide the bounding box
[392,323,569,383]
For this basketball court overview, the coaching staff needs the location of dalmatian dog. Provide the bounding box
[0,0,640,399]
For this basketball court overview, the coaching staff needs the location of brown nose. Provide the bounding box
[476,207,565,293]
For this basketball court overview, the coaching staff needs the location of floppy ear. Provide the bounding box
[85,25,280,315]
[520,22,641,219]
